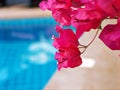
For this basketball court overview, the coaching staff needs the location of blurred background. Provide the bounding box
[0,0,57,90]
[0,0,120,90]
[0,0,41,7]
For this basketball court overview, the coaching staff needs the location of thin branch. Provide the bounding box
[78,28,100,54]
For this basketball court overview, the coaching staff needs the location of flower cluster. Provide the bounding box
[39,0,120,70]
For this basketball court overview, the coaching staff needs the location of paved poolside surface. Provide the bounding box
[44,20,120,90]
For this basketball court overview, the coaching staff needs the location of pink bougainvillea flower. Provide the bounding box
[53,25,82,70]
[39,0,71,26]
[71,7,105,38]
[52,9,71,26]
[95,0,120,17]
[39,0,48,10]
[52,2,71,26]
[67,0,83,7]
[112,0,120,13]
[99,18,120,50]
[39,0,58,10]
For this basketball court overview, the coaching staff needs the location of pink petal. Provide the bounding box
[99,23,120,50]
[39,1,48,10]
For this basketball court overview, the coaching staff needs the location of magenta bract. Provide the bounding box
[99,19,120,50]
[53,26,82,70]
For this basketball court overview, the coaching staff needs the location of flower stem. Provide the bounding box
[86,28,100,47]
[79,28,100,54]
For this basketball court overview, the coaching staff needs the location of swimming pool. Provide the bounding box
[0,17,57,90]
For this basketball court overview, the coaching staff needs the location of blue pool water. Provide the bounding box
[0,17,57,90]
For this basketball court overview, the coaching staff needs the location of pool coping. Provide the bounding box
[0,5,52,19]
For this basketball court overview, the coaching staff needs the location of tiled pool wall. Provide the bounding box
[0,17,57,90]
